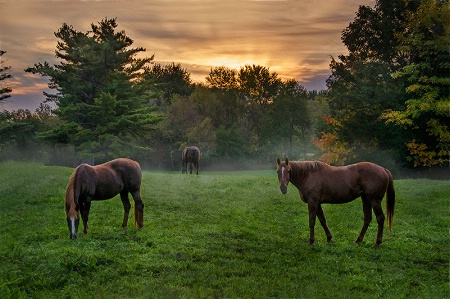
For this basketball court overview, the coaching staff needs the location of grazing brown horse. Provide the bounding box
[65,158,144,239]
[182,146,200,175]
[276,158,395,248]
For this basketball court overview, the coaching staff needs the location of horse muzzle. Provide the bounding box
[67,218,79,240]
[280,185,288,194]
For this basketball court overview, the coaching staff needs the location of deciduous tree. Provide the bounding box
[324,0,415,165]
[382,0,450,166]
[144,62,193,106]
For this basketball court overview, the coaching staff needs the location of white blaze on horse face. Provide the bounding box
[281,166,285,182]
[70,217,76,237]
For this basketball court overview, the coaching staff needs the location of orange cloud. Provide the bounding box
[0,0,375,110]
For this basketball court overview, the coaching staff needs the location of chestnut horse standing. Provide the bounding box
[65,158,144,239]
[276,158,395,248]
[182,146,200,175]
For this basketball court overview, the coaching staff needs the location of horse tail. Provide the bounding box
[133,195,144,228]
[132,165,144,229]
[196,147,200,161]
[181,148,186,161]
[385,169,395,232]
[194,147,200,175]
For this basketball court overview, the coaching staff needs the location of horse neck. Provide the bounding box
[66,164,92,211]
[65,171,78,216]
[289,161,324,188]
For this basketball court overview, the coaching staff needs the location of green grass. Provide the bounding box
[0,161,448,298]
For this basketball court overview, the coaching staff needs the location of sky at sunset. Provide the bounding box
[0,0,375,111]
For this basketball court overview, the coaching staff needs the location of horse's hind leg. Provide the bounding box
[195,161,199,175]
[356,197,372,244]
[317,205,332,242]
[131,190,144,228]
[182,161,187,174]
[371,200,385,248]
[120,191,131,228]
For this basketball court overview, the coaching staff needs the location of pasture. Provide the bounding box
[0,161,448,298]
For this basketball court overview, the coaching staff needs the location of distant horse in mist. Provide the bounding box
[276,158,395,248]
[182,146,200,175]
[64,158,144,239]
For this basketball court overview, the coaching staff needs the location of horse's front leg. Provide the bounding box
[120,191,131,228]
[307,200,319,246]
[317,204,332,243]
[80,200,91,234]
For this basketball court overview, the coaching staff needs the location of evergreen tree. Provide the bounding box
[25,18,162,161]
[0,50,12,101]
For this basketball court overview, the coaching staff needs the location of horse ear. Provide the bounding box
[285,158,289,165]
[277,157,281,165]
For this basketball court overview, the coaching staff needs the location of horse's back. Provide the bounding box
[106,158,142,187]
[106,158,141,174]
[185,146,200,162]
[90,159,141,198]
[301,161,390,203]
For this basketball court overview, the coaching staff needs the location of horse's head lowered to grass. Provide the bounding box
[64,158,144,240]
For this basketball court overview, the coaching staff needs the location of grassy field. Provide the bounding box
[0,161,448,298]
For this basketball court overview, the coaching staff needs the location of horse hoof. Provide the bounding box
[373,243,381,249]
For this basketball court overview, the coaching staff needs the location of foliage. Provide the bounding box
[325,0,411,165]
[261,79,310,153]
[25,18,162,161]
[323,0,449,168]
[311,116,355,165]
[0,107,55,155]
[238,64,283,141]
[0,50,12,101]
[381,0,450,167]
[214,125,250,158]
[144,62,193,106]
[0,162,448,298]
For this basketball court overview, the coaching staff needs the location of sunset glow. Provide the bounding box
[0,0,375,111]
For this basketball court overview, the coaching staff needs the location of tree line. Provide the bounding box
[0,0,448,174]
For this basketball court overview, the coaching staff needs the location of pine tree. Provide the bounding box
[26,18,162,161]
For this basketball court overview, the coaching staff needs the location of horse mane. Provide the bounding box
[290,160,327,178]
[65,167,79,218]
